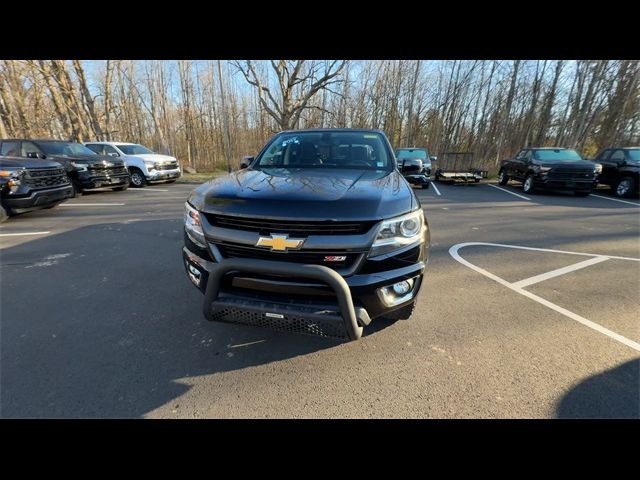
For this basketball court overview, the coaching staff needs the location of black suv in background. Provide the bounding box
[183,129,430,341]
[1,156,73,222]
[395,147,433,188]
[498,147,600,196]
[0,139,130,197]
[592,147,639,198]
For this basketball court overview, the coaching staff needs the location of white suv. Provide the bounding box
[84,142,181,187]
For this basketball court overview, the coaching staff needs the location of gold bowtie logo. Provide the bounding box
[255,234,305,251]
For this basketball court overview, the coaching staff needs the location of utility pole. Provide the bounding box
[217,60,233,173]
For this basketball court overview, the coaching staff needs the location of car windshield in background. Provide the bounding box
[626,149,640,162]
[396,149,428,160]
[117,144,154,155]
[533,149,583,162]
[37,142,97,157]
[255,132,391,170]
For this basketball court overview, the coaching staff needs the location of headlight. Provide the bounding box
[184,202,206,248]
[0,168,23,179]
[71,162,87,172]
[534,165,552,173]
[144,161,157,170]
[594,163,602,174]
[369,209,425,257]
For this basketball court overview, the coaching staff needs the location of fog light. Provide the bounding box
[393,280,411,295]
[186,261,201,287]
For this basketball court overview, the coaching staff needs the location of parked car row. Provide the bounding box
[498,147,639,198]
[0,139,182,222]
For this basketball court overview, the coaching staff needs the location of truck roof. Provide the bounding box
[277,128,386,135]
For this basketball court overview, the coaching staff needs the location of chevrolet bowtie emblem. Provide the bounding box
[255,233,305,252]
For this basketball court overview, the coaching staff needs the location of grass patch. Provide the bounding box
[177,171,228,184]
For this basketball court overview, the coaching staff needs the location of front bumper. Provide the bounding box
[183,245,425,340]
[146,168,181,182]
[3,184,73,213]
[534,177,597,191]
[404,174,431,185]
[77,173,130,190]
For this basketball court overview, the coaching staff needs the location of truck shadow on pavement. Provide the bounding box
[0,219,397,418]
[556,358,639,418]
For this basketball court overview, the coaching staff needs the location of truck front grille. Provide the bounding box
[216,243,359,270]
[88,166,128,176]
[157,162,178,171]
[23,168,69,189]
[206,214,375,236]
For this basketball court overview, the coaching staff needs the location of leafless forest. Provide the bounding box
[1,60,638,172]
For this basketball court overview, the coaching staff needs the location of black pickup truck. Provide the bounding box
[1,156,73,222]
[0,139,130,196]
[498,147,600,196]
[592,147,639,198]
[183,129,430,341]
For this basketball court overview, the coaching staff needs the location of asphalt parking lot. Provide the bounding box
[1,180,638,418]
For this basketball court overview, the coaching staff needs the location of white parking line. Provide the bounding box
[449,242,640,352]
[487,184,531,201]
[511,256,609,288]
[431,183,442,196]
[590,194,640,206]
[127,188,169,192]
[61,203,125,206]
[0,231,51,237]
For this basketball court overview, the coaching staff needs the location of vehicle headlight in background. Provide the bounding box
[184,202,206,248]
[594,163,603,174]
[369,209,425,257]
[70,162,87,172]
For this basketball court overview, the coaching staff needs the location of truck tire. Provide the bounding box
[70,181,82,198]
[0,203,9,223]
[523,174,536,194]
[498,169,509,185]
[383,300,416,321]
[129,168,146,188]
[615,176,636,198]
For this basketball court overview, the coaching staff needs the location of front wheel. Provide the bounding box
[129,169,146,188]
[70,181,82,198]
[0,203,9,223]
[498,169,509,186]
[615,176,636,198]
[523,174,536,194]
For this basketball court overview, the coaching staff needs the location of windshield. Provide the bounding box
[254,131,392,170]
[37,142,97,157]
[117,144,154,155]
[533,149,583,162]
[396,149,428,160]
[627,149,640,162]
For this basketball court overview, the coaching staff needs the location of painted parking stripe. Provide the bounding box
[0,231,51,237]
[127,188,169,192]
[590,194,640,206]
[431,183,441,196]
[449,242,640,352]
[60,203,125,206]
[487,184,531,201]
[512,256,609,289]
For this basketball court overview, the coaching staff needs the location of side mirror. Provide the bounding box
[430,156,437,162]
[401,159,423,174]
[240,156,254,169]
[27,151,44,159]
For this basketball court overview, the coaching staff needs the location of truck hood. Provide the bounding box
[45,154,125,168]
[0,157,63,169]
[537,159,598,169]
[130,154,177,163]
[189,168,415,221]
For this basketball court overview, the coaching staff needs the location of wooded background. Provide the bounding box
[1,60,638,172]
